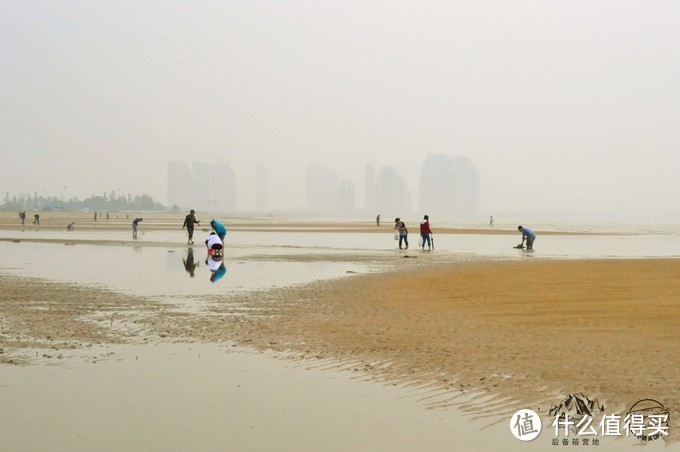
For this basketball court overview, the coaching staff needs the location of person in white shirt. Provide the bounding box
[205,232,223,256]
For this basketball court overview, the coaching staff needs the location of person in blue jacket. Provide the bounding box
[210,219,227,242]
[517,225,536,250]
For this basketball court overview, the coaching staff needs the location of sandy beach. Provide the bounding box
[1,212,679,449]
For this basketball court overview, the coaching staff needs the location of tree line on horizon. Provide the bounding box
[1,191,166,212]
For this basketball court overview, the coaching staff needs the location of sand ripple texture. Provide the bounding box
[1,258,679,444]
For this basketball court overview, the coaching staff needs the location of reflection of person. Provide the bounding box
[517,225,536,250]
[394,217,408,250]
[210,219,227,242]
[132,218,143,237]
[182,209,200,244]
[420,215,432,250]
[205,256,227,283]
[183,248,198,278]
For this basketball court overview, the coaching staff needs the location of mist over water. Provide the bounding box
[2,1,679,222]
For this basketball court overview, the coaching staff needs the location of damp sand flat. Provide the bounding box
[180,258,680,448]
[0,259,676,450]
[1,221,679,449]
[0,343,530,452]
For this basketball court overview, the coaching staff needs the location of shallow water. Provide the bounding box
[4,228,680,260]
[0,241,367,296]
[1,227,677,451]
[0,343,659,452]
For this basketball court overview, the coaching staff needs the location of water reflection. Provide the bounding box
[205,255,227,283]
[183,248,199,278]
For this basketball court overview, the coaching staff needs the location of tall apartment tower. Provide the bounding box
[256,164,268,212]
[419,154,480,219]
[167,160,192,209]
[364,163,376,213]
[374,165,412,215]
[306,164,340,213]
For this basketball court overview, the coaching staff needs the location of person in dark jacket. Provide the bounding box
[182,209,200,244]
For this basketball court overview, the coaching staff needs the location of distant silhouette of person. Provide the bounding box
[19,211,26,225]
[106,212,109,221]
[394,217,408,250]
[210,219,227,242]
[183,248,198,278]
[132,217,143,237]
[66,222,75,231]
[33,214,40,226]
[182,209,200,244]
[94,212,97,222]
[420,215,433,250]
[489,216,494,227]
[376,214,381,226]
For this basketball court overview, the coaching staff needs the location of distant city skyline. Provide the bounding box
[3,2,679,221]
[165,157,482,216]
[167,160,236,212]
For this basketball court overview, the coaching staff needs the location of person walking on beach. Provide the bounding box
[210,219,227,242]
[182,209,200,244]
[132,217,143,237]
[66,222,75,231]
[489,216,494,227]
[376,214,381,226]
[33,213,40,226]
[420,215,433,250]
[394,217,408,250]
[517,225,536,250]
[19,211,26,225]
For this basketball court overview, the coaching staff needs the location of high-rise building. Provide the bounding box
[167,160,237,213]
[167,160,192,209]
[191,162,212,211]
[211,163,236,211]
[306,164,340,213]
[256,164,268,212]
[375,165,412,215]
[364,163,376,213]
[337,179,356,213]
[419,154,480,218]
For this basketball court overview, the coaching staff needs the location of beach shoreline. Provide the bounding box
[1,250,678,445]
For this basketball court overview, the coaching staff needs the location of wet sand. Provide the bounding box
[1,256,679,445]
[0,210,617,236]
[1,211,679,447]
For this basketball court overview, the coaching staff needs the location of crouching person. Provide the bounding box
[205,232,224,257]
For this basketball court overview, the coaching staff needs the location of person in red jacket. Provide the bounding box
[420,215,433,250]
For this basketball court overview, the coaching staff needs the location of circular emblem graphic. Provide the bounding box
[510,409,542,441]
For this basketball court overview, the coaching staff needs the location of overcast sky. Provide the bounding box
[1,0,679,219]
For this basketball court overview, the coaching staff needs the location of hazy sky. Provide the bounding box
[2,1,679,218]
